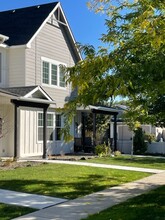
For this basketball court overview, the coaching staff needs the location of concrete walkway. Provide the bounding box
[0,189,67,209]
[19,159,164,174]
[12,171,165,220]
[8,159,164,220]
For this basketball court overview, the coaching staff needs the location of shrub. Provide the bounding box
[114,151,121,157]
[144,133,156,144]
[133,127,148,154]
[95,143,111,157]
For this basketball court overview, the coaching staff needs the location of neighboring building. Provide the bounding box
[113,105,165,154]
[0,2,81,158]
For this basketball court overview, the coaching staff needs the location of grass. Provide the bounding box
[82,185,165,220]
[85,155,165,170]
[0,163,149,199]
[0,203,36,220]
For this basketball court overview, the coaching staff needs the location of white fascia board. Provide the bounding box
[58,3,82,61]
[26,3,82,60]
[18,97,56,105]
[26,3,60,48]
[89,105,122,113]
[24,85,53,101]
[0,44,8,48]
[9,45,29,49]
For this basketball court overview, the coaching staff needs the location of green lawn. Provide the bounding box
[0,163,149,199]
[82,185,165,220]
[0,203,36,220]
[85,155,165,169]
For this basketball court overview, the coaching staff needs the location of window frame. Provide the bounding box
[41,57,66,88]
[37,112,63,143]
[55,114,62,141]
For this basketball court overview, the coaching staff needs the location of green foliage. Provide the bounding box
[144,133,156,144]
[114,150,121,157]
[95,143,111,157]
[64,0,165,128]
[133,127,148,154]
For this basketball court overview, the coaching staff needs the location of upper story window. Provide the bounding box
[42,57,66,88]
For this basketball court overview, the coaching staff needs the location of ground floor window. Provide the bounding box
[37,112,62,142]
[55,114,62,141]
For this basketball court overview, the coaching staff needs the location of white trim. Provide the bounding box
[27,3,60,48]
[58,3,82,60]
[18,97,56,105]
[41,57,67,89]
[24,85,53,101]
[37,111,56,143]
[26,3,82,60]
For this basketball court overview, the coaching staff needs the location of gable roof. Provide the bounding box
[0,2,58,46]
[3,86,53,100]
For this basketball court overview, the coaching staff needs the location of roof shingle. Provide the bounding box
[0,2,58,46]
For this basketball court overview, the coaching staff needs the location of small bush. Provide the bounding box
[95,143,111,157]
[114,151,121,157]
[144,133,156,144]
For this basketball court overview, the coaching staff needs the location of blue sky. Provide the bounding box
[0,0,107,49]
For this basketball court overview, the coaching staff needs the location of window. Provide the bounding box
[47,114,54,141]
[38,112,54,141]
[55,114,62,140]
[38,113,43,141]
[42,58,66,88]
[42,61,49,84]
[37,112,62,142]
[59,65,65,87]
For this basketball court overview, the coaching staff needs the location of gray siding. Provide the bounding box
[8,48,25,87]
[26,21,78,107]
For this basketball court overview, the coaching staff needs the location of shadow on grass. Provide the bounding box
[0,174,120,200]
[0,203,36,220]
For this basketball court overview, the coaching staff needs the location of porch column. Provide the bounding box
[93,113,96,147]
[114,114,117,151]
[43,106,48,159]
[81,112,85,150]
[14,103,18,158]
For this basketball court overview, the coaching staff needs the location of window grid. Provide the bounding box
[51,64,57,85]
[42,61,49,84]
[55,114,62,141]
[42,59,66,88]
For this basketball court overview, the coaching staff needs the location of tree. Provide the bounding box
[133,127,148,154]
[64,0,165,136]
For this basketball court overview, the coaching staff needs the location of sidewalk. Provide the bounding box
[19,159,164,174]
[0,189,67,209]
[9,159,164,220]
[12,171,165,220]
